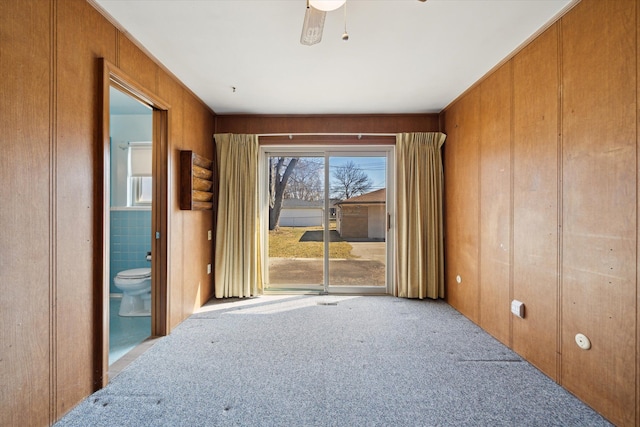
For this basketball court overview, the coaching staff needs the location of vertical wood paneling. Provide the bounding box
[215,114,439,134]
[196,108,216,307]
[478,63,512,346]
[2,0,218,424]
[561,1,636,425]
[171,144,186,328]
[2,0,638,425]
[443,88,481,323]
[637,3,640,424]
[444,0,640,425]
[118,34,158,95]
[512,24,559,380]
[157,71,187,330]
[182,94,215,315]
[0,1,52,425]
[55,0,117,416]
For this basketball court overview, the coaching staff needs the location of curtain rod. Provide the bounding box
[257,132,397,138]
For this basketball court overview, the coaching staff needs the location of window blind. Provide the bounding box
[128,142,152,177]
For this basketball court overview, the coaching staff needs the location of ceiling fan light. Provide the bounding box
[309,0,346,12]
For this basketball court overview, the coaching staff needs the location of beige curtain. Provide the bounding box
[395,132,446,299]
[214,133,262,298]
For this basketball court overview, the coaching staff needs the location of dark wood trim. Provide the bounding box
[259,135,396,146]
[152,108,170,336]
[216,114,439,135]
[100,59,111,389]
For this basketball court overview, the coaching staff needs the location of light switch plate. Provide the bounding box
[207,230,212,240]
[511,300,525,318]
[207,264,211,274]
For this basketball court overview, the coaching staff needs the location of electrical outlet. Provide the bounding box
[207,230,212,240]
[575,333,591,350]
[207,264,211,274]
[456,275,461,284]
[511,300,525,318]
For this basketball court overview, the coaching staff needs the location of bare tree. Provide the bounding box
[283,158,323,201]
[331,160,373,200]
[269,157,298,230]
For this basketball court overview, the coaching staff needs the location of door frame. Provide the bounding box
[260,144,395,295]
[100,59,170,386]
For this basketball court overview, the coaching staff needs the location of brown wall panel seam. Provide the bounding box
[556,17,564,387]
[509,60,515,349]
[49,0,58,423]
[115,30,120,68]
[636,0,640,423]
[477,96,482,325]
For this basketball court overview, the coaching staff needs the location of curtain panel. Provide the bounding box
[395,132,446,299]
[214,133,263,298]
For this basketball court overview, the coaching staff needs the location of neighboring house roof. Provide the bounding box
[282,199,324,209]
[337,189,386,205]
[328,198,341,208]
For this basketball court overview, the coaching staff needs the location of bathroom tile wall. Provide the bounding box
[110,209,152,294]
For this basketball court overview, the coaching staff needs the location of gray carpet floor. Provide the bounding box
[55,295,612,426]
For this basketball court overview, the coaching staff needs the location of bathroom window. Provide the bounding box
[131,176,152,206]
[128,142,152,207]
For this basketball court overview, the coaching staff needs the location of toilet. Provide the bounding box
[114,268,152,316]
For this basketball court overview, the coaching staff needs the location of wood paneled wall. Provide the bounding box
[512,24,560,381]
[441,0,637,425]
[0,0,215,425]
[442,89,481,323]
[478,63,512,347]
[215,114,439,135]
[0,2,52,426]
[561,1,636,422]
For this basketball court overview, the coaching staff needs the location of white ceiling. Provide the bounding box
[93,0,575,116]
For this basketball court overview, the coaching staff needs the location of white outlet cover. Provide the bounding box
[207,263,212,274]
[207,230,212,240]
[575,333,591,350]
[510,300,525,318]
[456,275,461,284]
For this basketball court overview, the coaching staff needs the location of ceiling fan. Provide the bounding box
[300,0,427,46]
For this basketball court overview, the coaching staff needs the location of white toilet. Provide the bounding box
[114,268,152,317]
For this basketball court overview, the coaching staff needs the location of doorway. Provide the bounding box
[108,86,153,365]
[262,146,394,294]
[101,59,170,385]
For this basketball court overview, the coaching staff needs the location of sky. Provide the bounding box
[328,156,387,194]
[270,154,388,200]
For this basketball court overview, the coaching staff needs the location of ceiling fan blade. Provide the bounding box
[300,5,326,46]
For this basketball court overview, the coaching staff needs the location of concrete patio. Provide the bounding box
[268,242,386,287]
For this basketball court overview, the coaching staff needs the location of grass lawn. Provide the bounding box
[269,226,357,259]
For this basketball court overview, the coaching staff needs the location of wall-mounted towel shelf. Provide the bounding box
[179,150,214,210]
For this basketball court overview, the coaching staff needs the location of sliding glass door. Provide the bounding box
[262,146,393,294]
[266,154,326,293]
[328,155,387,290]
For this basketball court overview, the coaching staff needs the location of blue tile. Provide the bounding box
[109,297,151,365]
